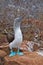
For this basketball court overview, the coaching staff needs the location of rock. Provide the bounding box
[20,41,40,52]
[4,52,43,65]
[40,31,43,41]
[0,57,4,65]
[0,50,7,57]
[4,29,14,43]
[0,34,9,54]
[33,44,39,51]
[0,44,10,55]
[0,34,8,45]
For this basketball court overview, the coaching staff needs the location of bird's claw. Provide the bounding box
[17,52,24,56]
[9,51,17,57]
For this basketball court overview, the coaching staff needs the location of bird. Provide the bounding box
[9,16,23,57]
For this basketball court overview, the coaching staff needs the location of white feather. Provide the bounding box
[9,17,23,49]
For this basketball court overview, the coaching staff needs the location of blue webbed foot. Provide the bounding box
[17,49,24,56]
[17,52,24,56]
[9,51,17,57]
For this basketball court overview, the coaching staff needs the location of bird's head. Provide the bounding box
[14,16,23,23]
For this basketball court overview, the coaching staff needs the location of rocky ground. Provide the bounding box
[0,18,43,65]
[0,41,43,65]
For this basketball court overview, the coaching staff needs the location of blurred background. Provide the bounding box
[0,0,43,45]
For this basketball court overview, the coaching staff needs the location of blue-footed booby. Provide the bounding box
[9,17,23,56]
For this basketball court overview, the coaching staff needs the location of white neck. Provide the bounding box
[13,18,23,40]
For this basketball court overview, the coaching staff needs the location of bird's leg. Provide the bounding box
[9,49,17,57]
[17,47,24,56]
